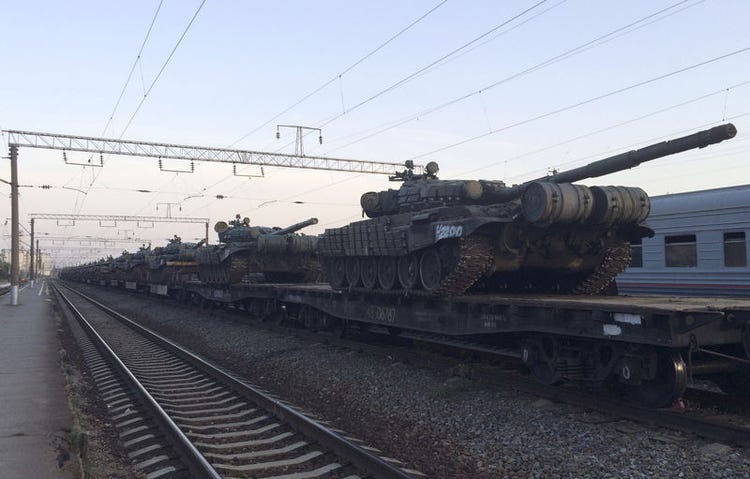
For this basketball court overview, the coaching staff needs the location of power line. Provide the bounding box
[120,0,208,138]
[256,1,699,206]
[72,0,164,216]
[322,0,700,155]
[272,0,558,156]
[110,0,207,219]
[410,45,750,161]
[228,0,450,148]
[103,0,164,138]
[497,110,750,187]
[314,0,551,131]
[453,78,750,180]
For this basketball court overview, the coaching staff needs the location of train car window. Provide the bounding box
[724,232,747,267]
[629,238,643,268]
[665,234,697,267]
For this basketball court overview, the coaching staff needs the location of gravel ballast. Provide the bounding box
[69,284,750,478]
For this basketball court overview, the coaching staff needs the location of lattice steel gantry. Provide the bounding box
[4,129,420,175]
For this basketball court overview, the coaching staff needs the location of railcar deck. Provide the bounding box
[154,281,750,350]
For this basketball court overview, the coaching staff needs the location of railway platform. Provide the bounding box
[0,281,76,478]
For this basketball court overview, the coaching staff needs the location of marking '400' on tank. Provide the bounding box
[318,124,737,295]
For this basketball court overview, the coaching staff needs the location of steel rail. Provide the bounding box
[59,282,418,479]
[53,284,222,479]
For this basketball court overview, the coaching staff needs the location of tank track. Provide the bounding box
[435,236,495,296]
[572,242,631,294]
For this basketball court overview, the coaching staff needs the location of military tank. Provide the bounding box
[195,215,321,284]
[144,235,205,283]
[318,124,737,295]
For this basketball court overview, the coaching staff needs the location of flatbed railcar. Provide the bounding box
[60,272,750,408]
[617,184,750,296]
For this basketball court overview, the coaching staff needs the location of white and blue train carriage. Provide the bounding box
[617,184,750,296]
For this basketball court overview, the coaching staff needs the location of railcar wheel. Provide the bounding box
[398,254,419,290]
[328,257,347,288]
[360,257,378,289]
[419,249,442,291]
[378,257,398,290]
[634,351,687,408]
[345,257,362,287]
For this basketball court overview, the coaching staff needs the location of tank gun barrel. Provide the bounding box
[270,217,318,236]
[467,124,737,205]
[532,123,736,185]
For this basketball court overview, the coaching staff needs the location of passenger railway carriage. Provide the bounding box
[617,184,750,296]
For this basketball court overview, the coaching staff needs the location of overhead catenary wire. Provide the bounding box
[69,1,165,217]
[181,1,558,216]
[117,1,208,218]
[253,0,559,195]
[409,45,750,162]
[120,0,207,138]
[453,78,750,181]
[103,0,165,138]
[252,0,706,207]
[313,0,552,131]
[228,0,450,148]
[143,0,443,214]
[501,109,750,188]
[321,0,701,155]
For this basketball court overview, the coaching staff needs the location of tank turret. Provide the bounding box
[361,124,736,219]
[320,123,737,295]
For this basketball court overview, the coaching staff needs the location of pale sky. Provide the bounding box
[1,0,749,266]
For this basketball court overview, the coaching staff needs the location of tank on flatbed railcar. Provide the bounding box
[319,124,737,295]
[195,215,321,284]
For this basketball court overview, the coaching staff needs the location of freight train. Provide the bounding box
[59,124,750,407]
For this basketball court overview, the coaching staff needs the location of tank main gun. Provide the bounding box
[270,217,318,236]
[507,123,737,200]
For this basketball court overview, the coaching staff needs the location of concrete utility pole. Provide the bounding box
[36,240,41,278]
[29,218,35,287]
[9,145,19,305]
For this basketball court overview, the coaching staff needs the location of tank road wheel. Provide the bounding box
[419,249,443,291]
[345,257,362,287]
[398,253,419,290]
[377,257,398,290]
[360,257,378,289]
[634,351,687,408]
[328,257,347,288]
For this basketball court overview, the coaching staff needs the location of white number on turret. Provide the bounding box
[435,224,463,241]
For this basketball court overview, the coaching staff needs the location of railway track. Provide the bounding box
[53,283,423,479]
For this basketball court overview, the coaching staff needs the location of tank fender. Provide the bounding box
[617,223,654,242]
